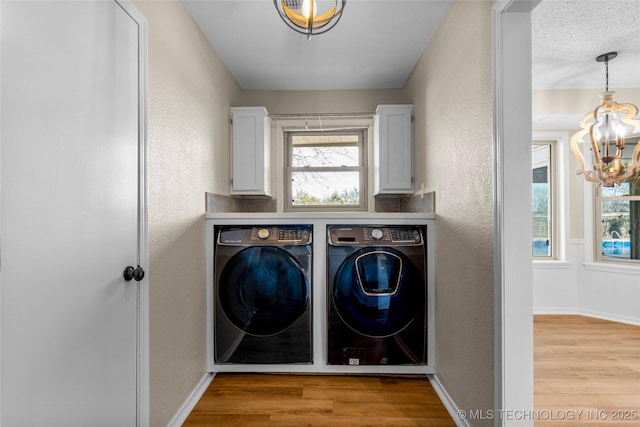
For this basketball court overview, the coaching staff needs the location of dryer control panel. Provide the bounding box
[217,225,312,246]
[327,225,423,246]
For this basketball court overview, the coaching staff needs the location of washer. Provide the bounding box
[327,225,427,365]
[214,224,312,364]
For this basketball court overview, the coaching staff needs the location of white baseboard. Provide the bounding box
[577,309,640,326]
[533,307,579,315]
[428,374,470,427]
[533,308,640,326]
[166,372,215,427]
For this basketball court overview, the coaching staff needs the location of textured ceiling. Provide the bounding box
[532,0,640,90]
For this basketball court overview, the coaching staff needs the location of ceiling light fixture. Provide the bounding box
[274,0,346,40]
[570,52,640,187]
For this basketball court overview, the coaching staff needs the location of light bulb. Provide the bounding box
[614,123,626,138]
[302,0,317,19]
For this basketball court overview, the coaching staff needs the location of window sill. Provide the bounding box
[583,262,640,275]
[533,260,572,269]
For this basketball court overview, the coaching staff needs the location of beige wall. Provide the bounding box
[132,1,241,425]
[241,88,408,114]
[404,1,495,423]
[533,88,640,116]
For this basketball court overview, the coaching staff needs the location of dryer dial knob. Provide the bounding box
[370,228,384,241]
[257,228,270,240]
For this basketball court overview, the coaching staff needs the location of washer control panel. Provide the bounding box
[217,225,312,246]
[328,225,423,246]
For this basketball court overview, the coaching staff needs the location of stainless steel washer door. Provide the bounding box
[332,247,424,338]
[219,246,309,336]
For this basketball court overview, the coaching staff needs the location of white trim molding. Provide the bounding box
[493,1,540,426]
[577,309,640,327]
[429,375,471,427]
[114,1,150,425]
[533,131,571,263]
[533,309,640,327]
[166,373,214,427]
[583,262,640,275]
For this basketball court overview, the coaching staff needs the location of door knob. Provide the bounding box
[123,265,145,282]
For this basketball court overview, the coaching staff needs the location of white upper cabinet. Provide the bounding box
[373,104,414,195]
[230,107,271,196]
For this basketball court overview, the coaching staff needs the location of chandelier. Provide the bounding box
[570,52,640,187]
[274,0,346,40]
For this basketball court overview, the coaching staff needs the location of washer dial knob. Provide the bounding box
[257,228,270,240]
[370,228,384,241]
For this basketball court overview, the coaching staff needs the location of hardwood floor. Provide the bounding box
[183,374,456,426]
[183,315,639,426]
[534,315,640,426]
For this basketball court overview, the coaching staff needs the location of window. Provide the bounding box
[532,143,555,258]
[285,130,366,211]
[595,138,640,262]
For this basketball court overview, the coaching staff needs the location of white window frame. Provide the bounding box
[595,192,640,264]
[285,129,367,211]
[579,139,640,273]
[532,142,555,259]
[272,117,374,213]
[532,132,569,263]
[593,137,640,265]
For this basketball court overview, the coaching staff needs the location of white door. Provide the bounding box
[1,1,146,425]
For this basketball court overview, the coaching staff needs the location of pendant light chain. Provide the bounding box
[604,56,609,92]
[596,51,616,92]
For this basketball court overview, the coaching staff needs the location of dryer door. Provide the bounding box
[219,246,309,336]
[333,247,424,337]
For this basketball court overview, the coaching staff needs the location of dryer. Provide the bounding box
[214,224,312,364]
[327,225,427,366]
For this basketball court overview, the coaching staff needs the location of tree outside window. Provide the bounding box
[286,131,366,211]
[532,144,553,258]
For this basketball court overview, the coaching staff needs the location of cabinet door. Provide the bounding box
[374,105,414,194]
[1,1,145,424]
[231,107,271,196]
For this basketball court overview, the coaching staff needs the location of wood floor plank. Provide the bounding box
[199,386,304,400]
[182,414,270,427]
[268,414,456,427]
[189,398,333,416]
[331,400,453,419]
[302,387,441,404]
